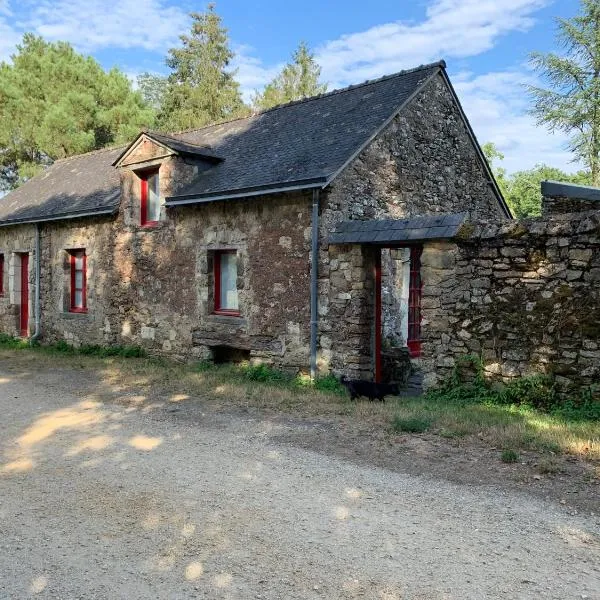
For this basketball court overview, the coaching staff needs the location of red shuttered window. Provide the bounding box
[214,250,240,316]
[0,254,4,296]
[407,246,422,357]
[140,170,160,227]
[70,250,87,313]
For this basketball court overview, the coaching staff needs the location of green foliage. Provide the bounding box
[253,41,327,110]
[157,5,246,131]
[77,344,146,358]
[482,142,509,198]
[137,72,168,111]
[505,165,591,218]
[0,34,154,190]
[312,374,346,396]
[0,333,29,349]
[552,393,600,421]
[426,356,599,422]
[494,375,558,410]
[501,449,520,463]
[527,0,600,185]
[0,336,146,358]
[240,363,289,383]
[482,142,591,217]
[193,360,217,372]
[392,414,433,433]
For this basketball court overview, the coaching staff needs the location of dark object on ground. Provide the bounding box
[340,375,400,401]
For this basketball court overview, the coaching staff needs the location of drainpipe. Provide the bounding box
[29,223,41,345]
[310,188,320,379]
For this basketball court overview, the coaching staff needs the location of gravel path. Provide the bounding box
[0,365,599,599]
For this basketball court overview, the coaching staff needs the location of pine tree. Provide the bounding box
[137,72,168,111]
[253,41,327,111]
[0,34,154,190]
[528,0,600,185]
[157,5,245,131]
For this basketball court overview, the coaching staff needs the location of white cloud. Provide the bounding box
[314,0,549,87]
[0,20,20,62]
[454,69,582,174]
[25,0,188,53]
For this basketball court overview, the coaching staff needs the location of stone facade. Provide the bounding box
[0,71,510,378]
[0,142,314,369]
[0,224,36,336]
[321,72,508,378]
[420,213,600,392]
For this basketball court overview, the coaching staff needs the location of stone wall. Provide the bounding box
[319,244,376,378]
[542,180,600,217]
[0,224,36,337]
[0,168,313,370]
[320,71,507,376]
[421,212,600,392]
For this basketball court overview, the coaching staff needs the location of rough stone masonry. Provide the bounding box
[418,184,600,393]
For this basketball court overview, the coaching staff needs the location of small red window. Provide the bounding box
[140,170,160,226]
[0,254,4,296]
[70,250,87,313]
[214,250,239,315]
[407,246,422,357]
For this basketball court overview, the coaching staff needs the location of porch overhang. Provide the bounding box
[328,213,467,245]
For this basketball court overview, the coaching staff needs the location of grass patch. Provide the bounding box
[501,449,519,463]
[0,334,146,359]
[392,414,433,433]
[0,343,597,464]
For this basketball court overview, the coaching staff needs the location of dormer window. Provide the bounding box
[140,169,160,226]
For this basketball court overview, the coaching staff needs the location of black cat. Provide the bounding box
[340,375,400,401]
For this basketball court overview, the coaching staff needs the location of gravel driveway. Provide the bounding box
[0,364,599,599]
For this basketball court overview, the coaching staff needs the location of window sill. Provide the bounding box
[62,310,91,320]
[69,308,88,314]
[207,312,246,326]
[140,221,160,229]
[213,310,241,317]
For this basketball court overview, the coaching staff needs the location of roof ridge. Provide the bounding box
[40,60,446,162]
[53,143,128,163]
[144,129,215,149]
[170,60,446,137]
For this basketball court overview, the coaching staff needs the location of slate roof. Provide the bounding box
[112,131,224,165]
[328,213,467,245]
[541,180,600,202]
[0,59,505,224]
[0,146,124,226]
[168,62,443,203]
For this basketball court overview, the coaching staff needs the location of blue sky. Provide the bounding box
[0,0,582,173]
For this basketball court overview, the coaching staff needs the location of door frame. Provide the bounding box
[19,252,29,337]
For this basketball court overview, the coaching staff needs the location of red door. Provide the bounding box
[20,253,29,337]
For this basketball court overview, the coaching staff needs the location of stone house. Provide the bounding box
[0,60,510,385]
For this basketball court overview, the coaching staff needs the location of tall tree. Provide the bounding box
[482,143,592,216]
[157,5,245,131]
[253,41,327,110]
[506,165,591,217]
[137,72,168,111]
[0,34,154,190]
[482,142,509,198]
[527,0,600,185]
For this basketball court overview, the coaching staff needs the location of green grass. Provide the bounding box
[391,414,433,433]
[501,449,520,463]
[0,334,146,359]
[0,341,598,463]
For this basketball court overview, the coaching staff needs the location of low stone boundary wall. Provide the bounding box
[421,211,600,392]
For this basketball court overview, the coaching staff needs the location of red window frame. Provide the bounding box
[213,250,240,316]
[69,250,87,313]
[407,246,423,357]
[0,254,4,296]
[140,169,160,227]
